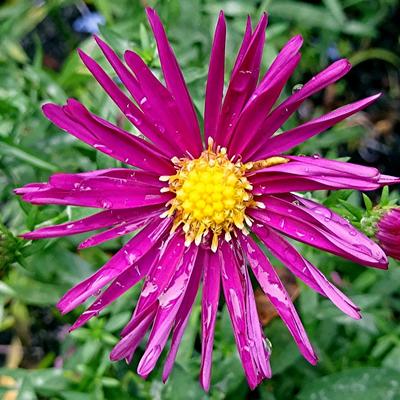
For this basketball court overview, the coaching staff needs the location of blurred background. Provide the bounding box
[1,0,400,399]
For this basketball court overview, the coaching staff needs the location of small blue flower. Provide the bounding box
[73,12,105,34]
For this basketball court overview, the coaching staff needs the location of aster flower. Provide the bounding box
[375,207,400,260]
[15,9,399,390]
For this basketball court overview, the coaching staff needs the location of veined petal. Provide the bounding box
[247,58,351,159]
[215,14,268,147]
[42,100,174,175]
[110,304,157,362]
[20,207,159,239]
[231,16,252,76]
[18,180,171,209]
[77,210,162,249]
[235,243,272,381]
[137,245,198,378]
[250,198,388,268]
[204,11,226,143]
[93,35,178,157]
[57,217,171,314]
[161,248,204,382]
[145,8,202,152]
[229,53,301,156]
[124,51,194,156]
[48,168,164,190]
[219,240,259,389]
[200,251,220,391]
[120,232,186,337]
[251,223,361,319]
[238,232,317,364]
[254,94,380,159]
[70,248,159,331]
[258,35,303,88]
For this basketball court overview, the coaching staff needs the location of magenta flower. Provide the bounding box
[15,9,399,390]
[376,208,400,260]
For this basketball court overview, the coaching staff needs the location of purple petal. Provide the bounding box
[251,223,361,319]
[219,241,259,389]
[19,179,171,209]
[294,195,386,263]
[254,94,380,159]
[258,35,303,88]
[238,232,317,364]
[200,251,220,391]
[231,16,252,76]
[137,245,199,378]
[236,243,272,380]
[20,208,159,239]
[145,8,202,152]
[110,304,157,362]
[124,51,195,156]
[48,168,164,190]
[70,247,159,331]
[42,100,174,175]
[229,53,300,156]
[162,248,204,382]
[250,198,388,268]
[120,232,186,337]
[57,217,171,314]
[246,59,351,159]
[204,11,226,143]
[93,35,178,157]
[77,210,161,249]
[215,14,268,147]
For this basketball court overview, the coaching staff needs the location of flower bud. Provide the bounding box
[375,207,400,260]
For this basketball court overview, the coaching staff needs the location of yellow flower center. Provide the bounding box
[160,138,288,252]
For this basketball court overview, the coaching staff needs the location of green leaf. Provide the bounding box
[297,367,400,400]
[362,194,373,212]
[380,186,389,207]
[0,137,58,171]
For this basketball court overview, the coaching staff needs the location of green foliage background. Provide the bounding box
[0,0,400,399]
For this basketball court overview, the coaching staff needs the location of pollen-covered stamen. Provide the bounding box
[161,138,289,252]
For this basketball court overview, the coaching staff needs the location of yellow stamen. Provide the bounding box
[161,138,289,251]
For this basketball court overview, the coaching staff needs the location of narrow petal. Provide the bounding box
[93,35,178,157]
[48,168,164,190]
[137,245,198,378]
[215,14,268,147]
[238,233,317,364]
[251,223,361,319]
[19,179,171,209]
[120,232,186,337]
[236,244,272,380]
[110,304,157,362]
[231,35,304,157]
[246,59,351,159]
[124,51,195,155]
[229,53,301,156]
[200,251,220,391]
[57,217,171,314]
[77,210,161,249]
[231,16,252,76]
[145,8,202,152]
[254,94,380,159]
[42,100,174,175]
[258,35,303,87]
[204,11,226,143]
[219,241,259,389]
[250,198,388,268]
[162,249,204,382]
[20,208,156,239]
[70,248,159,331]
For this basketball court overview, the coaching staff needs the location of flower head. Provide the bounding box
[15,8,399,390]
[376,207,400,260]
